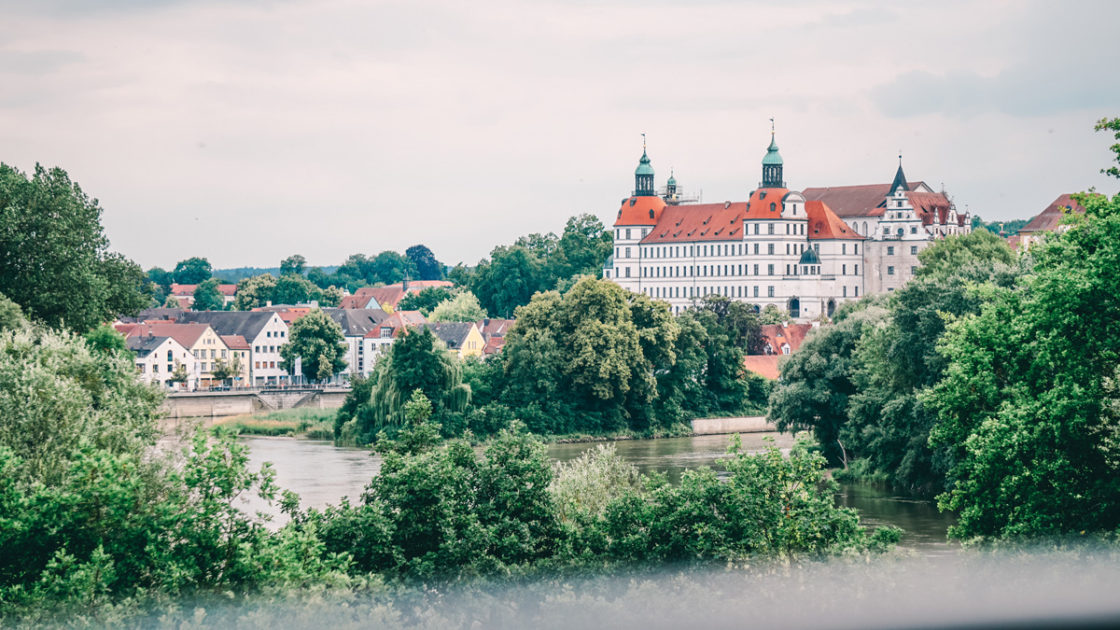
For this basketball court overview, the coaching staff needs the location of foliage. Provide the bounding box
[280,309,347,383]
[343,328,470,444]
[469,245,547,318]
[0,325,162,485]
[280,254,307,277]
[925,191,1120,540]
[272,273,317,305]
[768,299,889,466]
[83,324,128,356]
[971,215,1030,236]
[211,354,243,383]
[318,285,343,307]
[1097,116,1120,179]
[405,244,444,281]
[234,274,278,310]
[192,278,225,311]
[396,286,454,315]
[430,291,487,322]
[0,163,150,331]
[758,304,788,325]
[0,293,28,332]
[549,444,642,524]
[173,257,212,284]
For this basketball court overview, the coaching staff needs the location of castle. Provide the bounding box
[603,129,970,319]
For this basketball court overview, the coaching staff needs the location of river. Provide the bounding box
[241,432,956,553]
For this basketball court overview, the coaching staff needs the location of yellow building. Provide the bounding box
[424,322,486,359]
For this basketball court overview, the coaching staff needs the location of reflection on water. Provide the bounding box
[241,432,956,550]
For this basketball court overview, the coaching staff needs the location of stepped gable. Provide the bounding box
[805,201,863,240]
[802,181,926,218]
[1019,193,1086,235]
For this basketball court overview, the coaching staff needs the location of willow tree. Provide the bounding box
[351,327,470,443]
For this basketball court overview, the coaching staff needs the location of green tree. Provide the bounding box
[369,251,418,285]
[0,293,28,332]
[279,254,307,276]
[317,285,343,307]
[0,163,150,331]
[83,324,128,356]
[280,309,347,384]
[553,213,613,278]
[233,274,277,310]
[925,190,1120,539]
[173,257,212,284]
[272,273,316,305]
[470,245,547,318]
[429,291,487,322]
[768,299,889,466]
[1097,116,1120,179]
[192,278,224,311]
[397,286,454,315]
[758,304,788,324]
[405,244,444,281]
[211,354,243,385]
[345,327,470,443]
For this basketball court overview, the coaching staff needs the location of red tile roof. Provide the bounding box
[340,282,454,310]
[1019,193,1086,234]
[477,318,515,339]
[115,321,213,349]
[640,201,749,244]
[906,192,958,227]
[483,336,506,356]
[615,195,667,227]
[364,310,428,338]
[759,323,812,355]
[252,305,311,324]
[220,334,251,350]
[805,201,863,240]
[801,181,927,218]
[170,283,237,296]
[743,355,783,380]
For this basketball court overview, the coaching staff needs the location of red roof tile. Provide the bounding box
[115,321,213,349]
[220,334,251,350]
[640,201,749,244]
[1019,193,1086,234]
[615,195,667,227]
[805,201,863,240]
[743,355,783,380]
[801,181,927,218]
[759,323,812,355]
[170,283,237,296]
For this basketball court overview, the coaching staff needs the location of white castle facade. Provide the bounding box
[603,132,970,319]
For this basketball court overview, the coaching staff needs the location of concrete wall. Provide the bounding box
[691,416,776,435]
[161,389,350,420]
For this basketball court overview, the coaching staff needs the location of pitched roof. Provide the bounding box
[1019,193,1087,234]
[805,200,863,240]
[339,282,453,310]
[743,355,783,380]
[476,318,515,339]
[117,307,185,323]
[170,283,237,296]
[483,336,506,356]
[126,335,173,358]
[906,191,960,227]
[801,181,927,217]
[339,287,380,310]
[178,311,279,340]
[116,321,213,349]
[220,334,251,350]
[422,322,475,349]
[640,201,749,244]
[323,308,389,337]
[252,305,311,324]
[759,323,813,355]
[615,195,667,227]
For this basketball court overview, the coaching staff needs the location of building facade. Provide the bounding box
[604,132,970,317]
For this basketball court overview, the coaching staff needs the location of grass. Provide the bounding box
[213,407,336,439]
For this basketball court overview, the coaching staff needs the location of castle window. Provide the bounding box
[855,244,860,254]
[768,243,774,255]
[768,223,775,235]
[887,246,894,256]
[768,286,775,298]
[768,264,774,276]
[911,245,918,255]
[887,266,895,275]
[754,243,759,255]
[842,244,846,255]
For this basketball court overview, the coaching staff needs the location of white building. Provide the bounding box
[127,334,196,389]
[180,311,291,386]
[605,132,970,317]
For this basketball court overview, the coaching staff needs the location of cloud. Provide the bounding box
[0,49,84,75]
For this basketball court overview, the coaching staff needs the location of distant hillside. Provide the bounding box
[212,266,338,282]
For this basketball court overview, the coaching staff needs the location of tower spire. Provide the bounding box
[889,152,909,195]
[634,134,655,196]
[761,120,784,188]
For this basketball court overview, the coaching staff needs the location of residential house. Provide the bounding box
[477,317,515,357]
[116,321,228,389]
[218,335,252,386]
[322,308,390,379]
[1014,193,1087,249]
[127,334,195,389]
[169,283,237,308]
[178,311,291,386]
[422,322,485,359]
[759,322,813,355]
[339,280,454,312]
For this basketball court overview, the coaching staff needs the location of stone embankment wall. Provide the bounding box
[160,389,350,420]
[691,416,776,435]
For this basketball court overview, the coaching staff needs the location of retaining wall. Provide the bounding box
[691,416,776,435]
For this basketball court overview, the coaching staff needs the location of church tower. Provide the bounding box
[634,135,655,196]
[761,121,784,188]
[889,154,909,195]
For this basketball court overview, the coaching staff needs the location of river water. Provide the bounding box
[242,432,956,553]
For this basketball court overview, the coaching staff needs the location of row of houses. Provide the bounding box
[117,304,513,390]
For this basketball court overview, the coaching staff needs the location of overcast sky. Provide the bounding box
[2,0,1118,270]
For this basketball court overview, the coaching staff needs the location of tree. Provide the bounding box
[429,291,487,322]
[279,254,307,277]
[768,299,889,466]
[470,245,547,318]
[369,251,417,285]
[925,190,1120,539]
[164,296,181,308]
[211,354,243,385]
[83,324,128,356]
[405,244,443,281]
[758,304,788,325]
[280,308,347,384]
[0,293,27,332]
[553,213,613,279]
[272,273,316,305]
[1097,116,1120,179]
[192,278,224,311]
[0,163,150,331]
[233,274,277,310]
[173,257,212,284]
[148,266,174,305]
[397,286,454,315]
[317,286,343,308]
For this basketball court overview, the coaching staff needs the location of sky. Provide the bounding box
[2,0,1118,270]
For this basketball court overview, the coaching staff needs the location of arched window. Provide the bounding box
[788,297,801,319]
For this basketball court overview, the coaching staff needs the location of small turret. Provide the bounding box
[761,119,784,188]
[634,134,655,196]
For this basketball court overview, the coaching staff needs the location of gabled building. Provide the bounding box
[760,322,813,355]
[177,311,290,386]
[1015,193,1087,249]
[127,334,195,389]
[116,321,227,389]
[339,280,454,311]
[323,308,390,378]
[422,322,485,359]
[218,334,252,386]
[168,283,237,308]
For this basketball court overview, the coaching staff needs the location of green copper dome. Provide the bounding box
[762,135,783,166]
[667,170,677,186]
[635,149,655,176]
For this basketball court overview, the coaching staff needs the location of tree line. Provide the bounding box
[771,117,1120,541]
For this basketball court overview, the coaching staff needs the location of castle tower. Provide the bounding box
[761,121,784,188]
[634,136,655,196]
